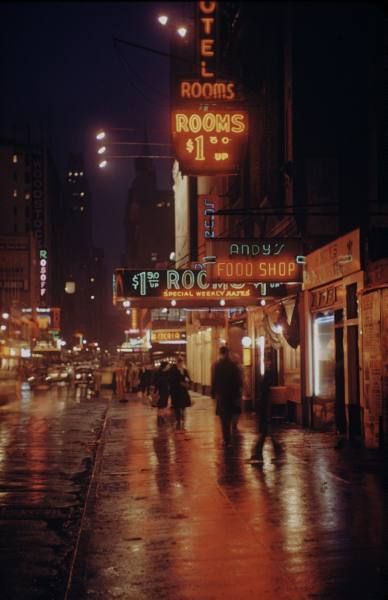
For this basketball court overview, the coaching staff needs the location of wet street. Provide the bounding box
[0,381,108,599]
[1,383,388,599]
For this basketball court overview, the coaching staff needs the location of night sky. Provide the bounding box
[0,1,189,269]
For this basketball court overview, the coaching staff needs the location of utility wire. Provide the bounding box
[114,39,170,106]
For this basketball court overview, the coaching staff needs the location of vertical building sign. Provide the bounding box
[197,1,218,82]
[39,248,48,301]
[171,1,249,175]
[31,149,47,305]
[197,194,225,257]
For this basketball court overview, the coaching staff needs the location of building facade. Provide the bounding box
[170,1,387,447]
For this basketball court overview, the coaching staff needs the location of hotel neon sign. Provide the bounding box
[171,1,248,175]
[177,2,236,101]
[171,107,248,174]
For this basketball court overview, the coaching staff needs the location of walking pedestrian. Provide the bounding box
[153,361,170,424]
[125,362,133,393]
[211,346,243,448]
[249,359,283,463]
[230,351,243,433]
[169,357,192,430]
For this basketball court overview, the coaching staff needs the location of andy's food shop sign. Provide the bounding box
[205,239,304,283]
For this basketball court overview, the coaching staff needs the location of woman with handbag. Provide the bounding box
[169,357,192,431]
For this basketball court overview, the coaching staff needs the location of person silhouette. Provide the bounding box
[211,346,243,448]
[249,360,283,463]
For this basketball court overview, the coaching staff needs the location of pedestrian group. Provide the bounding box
[117,347,279,459]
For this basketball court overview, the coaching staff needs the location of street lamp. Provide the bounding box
[95,129,173,169]
[176,26,188,38]
[157,13,190,39]
[157,15,169,26]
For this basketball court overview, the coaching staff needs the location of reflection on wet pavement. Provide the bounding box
[71,392,388,600]
[0,382,108,599]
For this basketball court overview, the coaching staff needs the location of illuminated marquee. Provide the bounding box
[113,268,281,308]
[152,330,187,343]
[205,239,304,283]
[171,107,248,175]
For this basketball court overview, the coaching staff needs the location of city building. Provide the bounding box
[0,139,62,364]
[60,153,109,348]
[123,140,174,269]
[169,1,387,447]
[0,138,62,309]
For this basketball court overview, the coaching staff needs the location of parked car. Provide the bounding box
[74,366,94,387]
[45,364,72,384]
[27,368,49,389]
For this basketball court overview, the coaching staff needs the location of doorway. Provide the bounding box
[334,325,346,434]
[347,324,361,440]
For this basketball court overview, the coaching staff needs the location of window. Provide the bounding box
[313,313,335,399]
[13,190,17,198]
[25,193,31,200]
[346,283,358,319]
[12,154,18,164]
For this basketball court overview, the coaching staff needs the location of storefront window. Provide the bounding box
[313,314,335,399]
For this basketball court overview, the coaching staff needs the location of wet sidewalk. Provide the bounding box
[69,392,388,600]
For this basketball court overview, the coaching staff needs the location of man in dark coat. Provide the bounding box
[211,346,243,447]
[169,357,192,430]
[250,360,283,462]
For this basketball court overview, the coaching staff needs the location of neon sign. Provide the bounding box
[205,239,304,283]
[179,80,235,101]
[152,330,187,342]
[113,268,284,307]
[171,107,248,175]
[39,249,48,301]
[197,194,226,258]
[176,2,236,102]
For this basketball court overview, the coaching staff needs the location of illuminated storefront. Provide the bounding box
[302,229,364,436]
